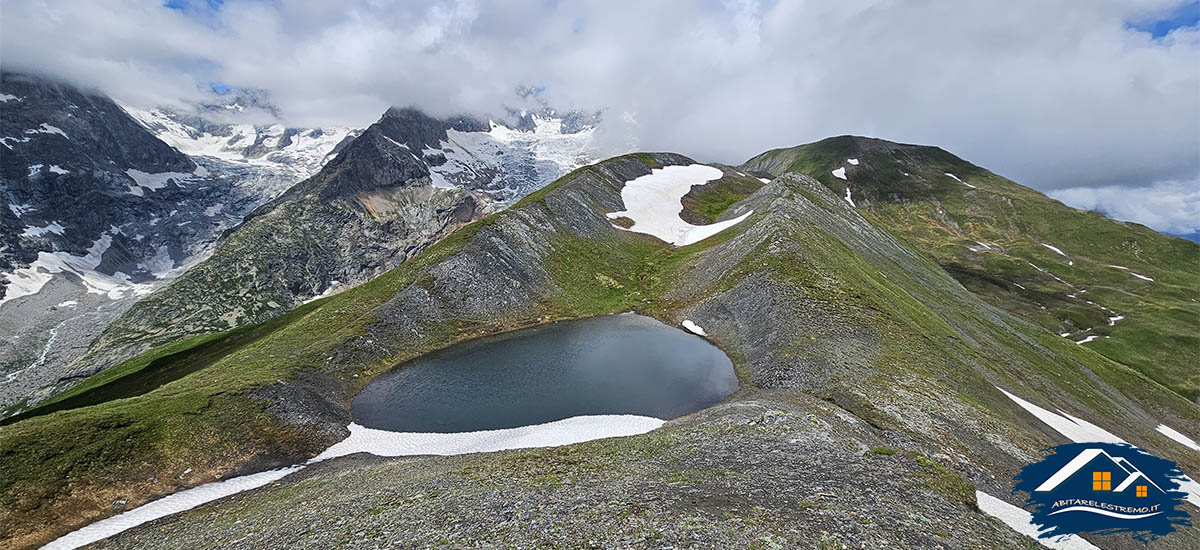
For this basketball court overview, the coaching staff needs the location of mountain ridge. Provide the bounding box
[67,106,601,385]
[743,135,1200,401]
[0,72,348,413]
[3,148,1197,549]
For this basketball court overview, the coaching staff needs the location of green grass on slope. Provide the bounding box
[3,319,295,426]
[680,172,764,224]
[0,154,760,547]
[4,150,1197,549]
[744,136,1200,400]
[0,209,498,546]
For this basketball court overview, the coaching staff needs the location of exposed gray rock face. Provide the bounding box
[78,106,602,386]
[0,72,342,411]
[1,71,195,279]
[80,111,486,372]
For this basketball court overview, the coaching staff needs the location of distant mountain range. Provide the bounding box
[0,72,345,410]
[0,73,602,414]
[1,72,1196,550]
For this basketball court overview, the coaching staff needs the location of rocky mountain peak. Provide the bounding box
[1,71,195,175]
[305,125,432,201]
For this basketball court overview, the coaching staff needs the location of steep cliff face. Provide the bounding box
[1,71,195,279]
[0,75,250,407]
[4,152,1196,549]
[80,109,490,372]
[0,73,357,412]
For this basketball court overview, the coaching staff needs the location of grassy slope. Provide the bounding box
[0,209,497,547]
[0,154,764,547]
[3,150,1197,548]
[743,136,1200,400]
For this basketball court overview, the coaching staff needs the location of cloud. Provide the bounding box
[2,0,1198,229]
[1049,179,1200,236]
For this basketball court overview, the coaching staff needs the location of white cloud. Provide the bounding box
[1,0,1197,212]
[1049,178,1200,235]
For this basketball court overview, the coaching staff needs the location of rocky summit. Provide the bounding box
[0,72,349,414]
[2,148,1196,549]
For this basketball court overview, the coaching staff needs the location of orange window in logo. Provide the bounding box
[1137,485,1148,497]
[1092,471,1111,491]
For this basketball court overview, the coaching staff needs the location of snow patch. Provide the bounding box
[945,172,977,188]
[25,123,68,139]
[21,222,65,237]
[299,281,344,305]
[315,415,664,462]
[125,168,194,195]
[56,300,78,308]
[976,491,1100,550]
[1,136,32,148]
[45,414,663,549]
[1130,272,1154,282]
[998,386,1200,508]
[48,165,69,175]
[1041,243,1067,257]
[1075,335,1099,344]
[0,233,153,306]
[847,158,859,166]
[1157,425,1200,452]
[969,241,996,253]
[8,203,33,217]
[681,320,707,336]
[1107,315,1124,326]
[758,177,770,184]
[607,164,753,246]
[40,466,305,550]
[0,93,21,102]
[996,387,1123,444]
[381,134,409,149]
[843,187,856,207]
[832,167,847,180]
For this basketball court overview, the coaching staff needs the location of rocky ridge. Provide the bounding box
[743,136,1200,401]
[0,72,348,413]
[75,106,600,381]
[3,152,1197,549]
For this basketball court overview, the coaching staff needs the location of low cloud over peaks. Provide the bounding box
[3,0,1197,235]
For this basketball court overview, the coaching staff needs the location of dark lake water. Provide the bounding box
[352,313,738,433]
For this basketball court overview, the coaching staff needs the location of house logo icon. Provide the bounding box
[1013,442,1191,543]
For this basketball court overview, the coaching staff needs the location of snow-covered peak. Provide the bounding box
[122,105,357,181]
[423,112,601,203]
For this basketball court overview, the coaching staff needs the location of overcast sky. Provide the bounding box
[3,0,1198,236]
